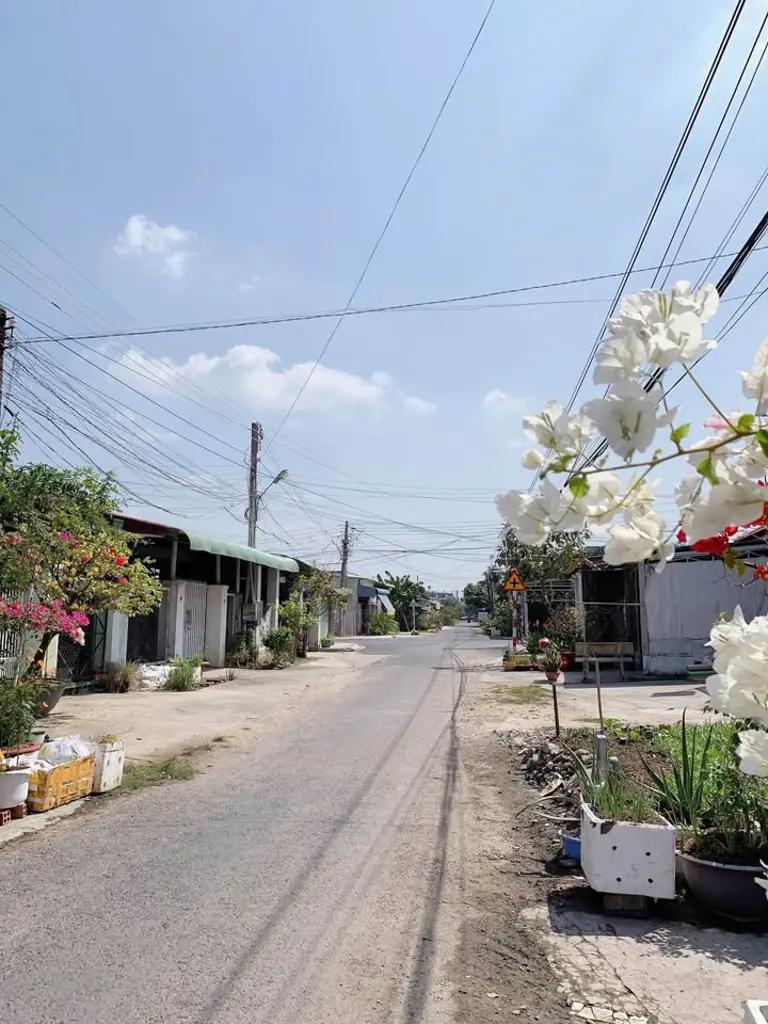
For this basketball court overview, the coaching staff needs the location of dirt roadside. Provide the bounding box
[452,644,573,1024]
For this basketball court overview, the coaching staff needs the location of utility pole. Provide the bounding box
[247,421,263,547]
[339,520,350,589]
[0,308,13,424]
[411,597,416,633]
[335,521,351,636]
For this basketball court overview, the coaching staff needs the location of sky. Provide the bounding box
[2,1,768,591]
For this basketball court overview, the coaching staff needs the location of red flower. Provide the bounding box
[81,554,93,563]
[115,554,128,566]
[691,534,730,556]
[754,565,768,581]
[676,529,688,544]
[118,576,128,585]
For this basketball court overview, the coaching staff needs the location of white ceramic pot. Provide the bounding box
[0,768,30,809]
[581,800,677,899]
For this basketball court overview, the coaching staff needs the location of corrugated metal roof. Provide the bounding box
[184,532,299,572]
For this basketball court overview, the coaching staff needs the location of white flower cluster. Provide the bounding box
[707,607,768,777]
[496,280,768,779]
[497,280,768,566]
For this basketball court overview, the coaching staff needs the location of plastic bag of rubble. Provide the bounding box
[37,735,96,767]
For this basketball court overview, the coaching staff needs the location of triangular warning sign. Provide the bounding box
[503,568,526,592]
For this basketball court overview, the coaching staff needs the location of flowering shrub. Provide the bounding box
[496,280,768,777]
[0,599,89,645]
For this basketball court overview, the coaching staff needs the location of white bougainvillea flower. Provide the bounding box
[583,471,622,523]
[521,448,546,470]
[669,280,719,321]
[495,490,551,545]
[736,729,768,778]
[603,512,674,568]
[593,331,651,385]
[582,381,673,459]
[707,605,748,674]
[741,338,768,414]
[735,435,768,479]
[645,310,715,368]
[496,479,585,545]
[680,479,766,543]
[522,401,592,457]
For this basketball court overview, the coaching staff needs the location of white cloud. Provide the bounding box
[117,343,434,415]
[402,395,437,416]
[482,389,527,415]
[114,214,196,279]
[237,272,261,293]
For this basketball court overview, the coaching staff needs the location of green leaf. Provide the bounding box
[568,475,589,499]
[735,558,747,578]
[696,453,719,486]
[756,429,768,457]
[736,413,755,436]
[723,549,735,569]
[670,423,690,445]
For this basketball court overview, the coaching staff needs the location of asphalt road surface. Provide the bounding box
[0,628,471,1024]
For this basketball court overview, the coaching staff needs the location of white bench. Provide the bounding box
[575,642,634,681]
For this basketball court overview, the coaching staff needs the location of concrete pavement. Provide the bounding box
[0,629,471,1024]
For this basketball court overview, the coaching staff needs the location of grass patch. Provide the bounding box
[492,684,551,706]
[121,756,196,792]
[212,735,226,743]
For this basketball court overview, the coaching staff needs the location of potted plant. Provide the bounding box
[574,750,677,900]
[501,644,515,671]
[544,606,584,672]
[537,641,562,682]
[0,680,38,755]
[320,634,335,649]
[645,717,768,923]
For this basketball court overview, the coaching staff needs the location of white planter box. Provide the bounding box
[745,1002,768,1024]
[92,739,126,793]
[581,801,676,899]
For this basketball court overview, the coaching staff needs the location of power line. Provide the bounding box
[0,201,135,321]
[657,14,768,290]
[549,0,748,451]
[14,243,768,348]
[263,0,497,451]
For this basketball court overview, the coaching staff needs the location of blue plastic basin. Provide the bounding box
[560,831,582,861]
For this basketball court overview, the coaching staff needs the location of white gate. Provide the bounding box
[182,582,207,658]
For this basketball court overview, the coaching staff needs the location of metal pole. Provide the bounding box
[595,658,605,731]
[551,680,561,738]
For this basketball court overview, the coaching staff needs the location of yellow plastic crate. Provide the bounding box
[27,754,95,813]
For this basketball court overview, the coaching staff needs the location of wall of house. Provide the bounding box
[643,560,768,674]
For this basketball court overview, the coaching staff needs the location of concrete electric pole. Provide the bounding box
[339,520,350,589]
[247,421,263,547]
[0,308,13,423]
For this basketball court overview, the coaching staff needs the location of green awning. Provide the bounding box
[183,532,299,573]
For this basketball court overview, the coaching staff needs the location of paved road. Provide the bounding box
[0,629,470,1024]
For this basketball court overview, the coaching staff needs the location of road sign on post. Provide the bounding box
[503,568,526,592]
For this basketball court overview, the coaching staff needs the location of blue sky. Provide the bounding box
[2,1,768,589]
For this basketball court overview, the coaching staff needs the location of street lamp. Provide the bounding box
[244,469,288,545]
[259,468,288,501]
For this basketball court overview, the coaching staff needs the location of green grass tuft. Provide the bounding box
[121,757,196,792]
[492,684,551,706]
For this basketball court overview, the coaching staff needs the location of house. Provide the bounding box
[574,530,768,676]
[331,573,394,637]
[67,516,299,675]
